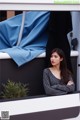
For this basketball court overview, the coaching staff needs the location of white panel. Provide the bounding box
[0,1,80,10]
[0,0,80,4]
[0,0,53,4]
[0,93,79,116]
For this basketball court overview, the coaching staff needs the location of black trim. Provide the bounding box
[10,106,79,120]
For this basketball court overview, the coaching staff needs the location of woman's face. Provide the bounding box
[50,52,63,66]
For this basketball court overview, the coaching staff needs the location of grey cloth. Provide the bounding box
[43,68,75,96]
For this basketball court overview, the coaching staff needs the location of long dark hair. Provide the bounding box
[50,48,72,84]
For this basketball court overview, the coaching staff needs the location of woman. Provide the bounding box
[43,48,75,96]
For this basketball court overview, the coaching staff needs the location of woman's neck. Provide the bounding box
[52,65,60,71]
[50,66,61,80]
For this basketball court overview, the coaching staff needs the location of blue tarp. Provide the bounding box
[0,11,50,66]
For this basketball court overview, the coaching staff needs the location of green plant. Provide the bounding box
[2,80,29,99]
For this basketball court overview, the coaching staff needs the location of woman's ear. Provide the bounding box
[60,57,63,62]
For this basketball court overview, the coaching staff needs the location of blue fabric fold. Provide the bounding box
[0,11,50,66]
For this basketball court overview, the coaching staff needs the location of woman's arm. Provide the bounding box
[67,80,75,92]
[43,69,67,95]
[55,84,75,93]
[55,76,75,93]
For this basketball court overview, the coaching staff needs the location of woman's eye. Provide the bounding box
[54,55,58,58]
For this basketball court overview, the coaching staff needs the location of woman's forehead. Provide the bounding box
[51,52,58,55]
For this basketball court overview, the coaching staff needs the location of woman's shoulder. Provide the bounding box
[43,68,49,73]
